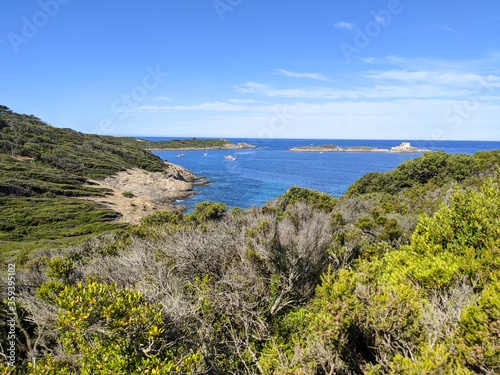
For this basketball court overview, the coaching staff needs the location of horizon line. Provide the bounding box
[115,135,500,142]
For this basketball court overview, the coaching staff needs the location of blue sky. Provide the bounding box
[1,1,499,140]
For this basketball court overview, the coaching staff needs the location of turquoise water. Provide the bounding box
[149,139,500,210]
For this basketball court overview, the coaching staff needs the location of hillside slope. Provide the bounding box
[0,105,196,261]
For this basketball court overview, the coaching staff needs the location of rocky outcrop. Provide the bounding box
[235,142,257,149]
[164,162,198,182]
[103,168,195,203]
[291,142,431,153]
[390,142,430,153]
[82,165,200,224]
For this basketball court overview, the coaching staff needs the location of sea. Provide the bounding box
[146,138,500,211]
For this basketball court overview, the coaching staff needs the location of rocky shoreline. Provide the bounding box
[82,162,203,224]
[290,142,431,153]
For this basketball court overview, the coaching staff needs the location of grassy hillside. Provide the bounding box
[0,105,172,262]
[0,105,166,178]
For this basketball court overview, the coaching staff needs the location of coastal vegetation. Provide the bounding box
[134,137,256,150]
[0,105,186,262]
[1,106,500,374]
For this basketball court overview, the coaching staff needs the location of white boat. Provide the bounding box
[225,149,237,160]
[204,148,208,156]
[177,153,185,157]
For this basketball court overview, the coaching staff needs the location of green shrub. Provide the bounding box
[457,277,500,373]
[278,186,337,212]
[141,211,183,226]
[186,201,228,223]
[121,191,134,198]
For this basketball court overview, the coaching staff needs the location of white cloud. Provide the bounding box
[152,96,171,101]
[233,81,482,100]
[128,102,255,113]
[333,22,355,31]
[438,25,455,32]
[274,69,328,81]
[227,98,256,103]
[360,57,376,64]
[234,82,346,99]
[385,55,406,64]
[364,70,500,86]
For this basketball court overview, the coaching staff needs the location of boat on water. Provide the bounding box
[224,148,237,160]
[177,153,185,157]
[204,148,208,156]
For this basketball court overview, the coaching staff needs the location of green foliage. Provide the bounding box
[259,175,500,373]
[186,201,228,223]
[0,197,124,263]
[383,249,462,291]
[346,151,497,199]
[140,137,240,150]
[0,155,106,198]
[385,344,472,375]
[457,277,500,373]
[43,281,203,374]
[36,280,67,304]
[141,210,183,226]
[0,106,180,261]
[46,257,74,279]
[121,191,135,198]
[0,108,166,178]
[362,283,425,366]
[379,177,500,294]
[260,269,364,374]
[277,186,337,212]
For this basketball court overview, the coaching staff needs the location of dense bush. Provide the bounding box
[277,186,338,212]
[346,151,496,198]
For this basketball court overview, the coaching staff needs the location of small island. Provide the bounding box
[290,142,431,153]
[133,138,257,151]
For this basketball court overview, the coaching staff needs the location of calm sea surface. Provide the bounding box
[147,139,500,210]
